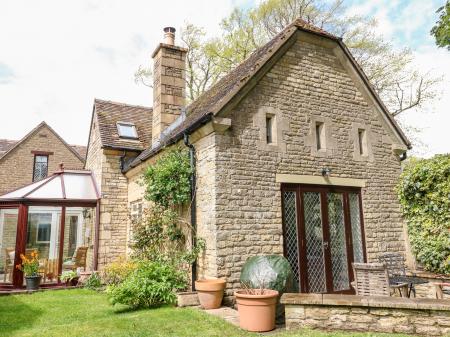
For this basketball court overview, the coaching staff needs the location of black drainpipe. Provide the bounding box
[183,133,197,291]
[400,152,408,161]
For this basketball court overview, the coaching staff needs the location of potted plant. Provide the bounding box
[235,282,279,332]
[60,270,79,286]
[195,278,226,309]
[16,250,41,291]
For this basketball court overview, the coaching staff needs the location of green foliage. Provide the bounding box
[101,258,137,286]
[144,148,192,208]
[431,1,450,50]
[131,205,205,266]
[107,259,188,308]
[60,270,78,283]
[397,155,450,274]
[84,272,102,290]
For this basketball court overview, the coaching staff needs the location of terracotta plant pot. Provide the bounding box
[195,278,226,309]
[25,275,41,291]
[235,289,279,332]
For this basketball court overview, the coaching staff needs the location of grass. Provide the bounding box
[0,289,409,337]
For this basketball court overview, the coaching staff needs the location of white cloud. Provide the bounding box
[0,0,447,157]
[348,0,449,156]
[0,0,242,145]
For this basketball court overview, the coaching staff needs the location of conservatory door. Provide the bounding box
[282,185,366,294]
[0,207,19,284]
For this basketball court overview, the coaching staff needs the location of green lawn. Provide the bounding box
[0,289,409,337]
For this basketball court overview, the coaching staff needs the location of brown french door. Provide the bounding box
[282,184,366,294]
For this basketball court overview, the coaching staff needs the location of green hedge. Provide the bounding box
[397,155,450,274]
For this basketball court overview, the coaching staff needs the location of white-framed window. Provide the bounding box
[315,121,326,150]
[117,122,138,139]
[36,222,51,243]
[33,155,48,182]
[130,200,143,222]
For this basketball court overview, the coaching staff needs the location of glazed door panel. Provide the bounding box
[282,184,366,294]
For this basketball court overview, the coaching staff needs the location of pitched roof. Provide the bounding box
[93,99,153,151]
[0,122,86,163]
[125,18,411,171]
[0,139,86,159]
[0,139,18,157]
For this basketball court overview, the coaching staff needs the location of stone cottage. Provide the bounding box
[85,19,412,296]
[0,121,86,195]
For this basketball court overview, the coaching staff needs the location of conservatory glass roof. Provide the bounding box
[0,170,100,202]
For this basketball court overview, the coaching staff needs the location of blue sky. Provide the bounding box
[0,0,448,155]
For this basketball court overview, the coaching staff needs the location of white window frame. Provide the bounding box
[116,122,138,139]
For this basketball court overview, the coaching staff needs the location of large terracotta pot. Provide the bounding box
[235,289,279,332]
[195,278,226,309]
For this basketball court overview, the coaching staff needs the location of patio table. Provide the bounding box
[390,275,429,298]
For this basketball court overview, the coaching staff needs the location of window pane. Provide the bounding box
[349,193,364,263]
[283,191,300,290]
[303,192,326,293]
[27,207,61,284]
[0,209,18,284]
[117,123,138,138]
[266,116,273,144]
[33,155,48,181]
[327,193,350,291]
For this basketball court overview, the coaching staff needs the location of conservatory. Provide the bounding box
[0,167,100,288]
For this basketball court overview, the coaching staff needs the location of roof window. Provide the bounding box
[117,122,138,139]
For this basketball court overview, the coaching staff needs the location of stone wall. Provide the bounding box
[85,115,130,269]
[281,293,450,336]
[0,124,84,195]
[212,33,409,296]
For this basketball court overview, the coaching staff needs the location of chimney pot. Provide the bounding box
[163,26,176,45]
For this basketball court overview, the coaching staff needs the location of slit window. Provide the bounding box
[358,129,367,155]
[117,122,138,139]
[266,115,275,144]
[315,122,325,150]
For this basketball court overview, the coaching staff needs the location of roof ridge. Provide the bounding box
[94,98,153,110]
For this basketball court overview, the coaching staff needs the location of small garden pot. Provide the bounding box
[235,289,279,332]
[195,278,226,309]
[25,275,41,291]
[66,277,79,287]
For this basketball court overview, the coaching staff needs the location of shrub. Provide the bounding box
[143,148,192,207]
[107,259,187,308]
[84,272,102,290]
[397,155,450,274]
[102,258,137,286]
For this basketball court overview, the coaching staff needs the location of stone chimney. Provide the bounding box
[151,27,187,145]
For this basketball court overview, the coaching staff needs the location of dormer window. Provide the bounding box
[117,122,138,139]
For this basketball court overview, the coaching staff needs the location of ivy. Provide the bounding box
[144,148,192,207]
[397,155,450,274]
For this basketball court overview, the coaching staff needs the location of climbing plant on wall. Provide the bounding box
[397,155,450,274]
[144,148,192,207]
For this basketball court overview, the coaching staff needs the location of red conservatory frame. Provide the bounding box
[0,168,100,288]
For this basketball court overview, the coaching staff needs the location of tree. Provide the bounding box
[136,0,441,116]
[431,1,450,50]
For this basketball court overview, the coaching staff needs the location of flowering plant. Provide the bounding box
[16,250,40,277]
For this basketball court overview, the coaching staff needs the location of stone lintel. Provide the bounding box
[275,174,366,187]
[212,117,232,134]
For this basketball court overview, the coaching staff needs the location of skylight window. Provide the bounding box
[117,122,138,139]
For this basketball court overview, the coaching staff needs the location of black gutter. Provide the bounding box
[400,152,408,161]
[123,112,213,172]
[183,133,197,291]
